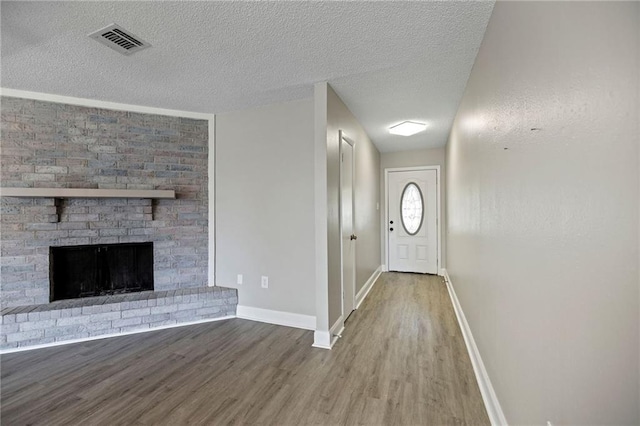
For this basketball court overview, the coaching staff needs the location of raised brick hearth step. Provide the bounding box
[0,286,237,350]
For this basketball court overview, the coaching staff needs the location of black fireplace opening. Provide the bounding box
[50,242,154,302]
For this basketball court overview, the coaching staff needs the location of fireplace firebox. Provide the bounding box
[50,242,153,302]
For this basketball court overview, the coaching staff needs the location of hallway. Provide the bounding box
[1,273,488,425]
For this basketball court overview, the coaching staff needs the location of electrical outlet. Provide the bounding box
[261,276,269,289]
[237,274,243,285]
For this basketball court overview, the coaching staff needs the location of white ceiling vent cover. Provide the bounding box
[88,24,151,56]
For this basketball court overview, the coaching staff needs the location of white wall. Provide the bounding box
[380,147,446,268]
[316,83,381,335]
[216,98,315,317]
[446,2,639,424]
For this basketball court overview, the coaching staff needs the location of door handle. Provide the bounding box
[350,234,357,240]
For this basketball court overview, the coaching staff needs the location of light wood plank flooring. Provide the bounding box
[1,272,489,425]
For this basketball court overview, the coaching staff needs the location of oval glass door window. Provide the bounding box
[400,182,424,235]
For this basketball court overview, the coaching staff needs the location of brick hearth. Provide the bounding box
[1,287,237,350]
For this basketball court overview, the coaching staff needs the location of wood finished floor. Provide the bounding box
[1,273,489,425]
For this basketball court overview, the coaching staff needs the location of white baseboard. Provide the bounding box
[355,265,383,309]
[313,265,383,351]
[312,330,332,349]
[312,315,344,350]
[330,315,344,337]
[236,305,316,331]
[0,315,235,355]
[439,268,446,277]
[381,264,388,272]
[442,269,508,426]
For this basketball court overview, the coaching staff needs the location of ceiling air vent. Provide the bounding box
[88,23,151,56]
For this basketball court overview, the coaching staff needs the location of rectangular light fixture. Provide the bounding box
[389,121,427,136]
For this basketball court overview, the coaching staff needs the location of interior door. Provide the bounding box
[388,169,438,274]
[341,135,356,319]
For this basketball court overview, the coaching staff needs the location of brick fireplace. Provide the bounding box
[0,96,236,349]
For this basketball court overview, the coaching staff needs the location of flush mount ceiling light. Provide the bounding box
[389,121,428,136]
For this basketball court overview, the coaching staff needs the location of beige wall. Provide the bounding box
[216,98,316,316]
[380,148,446,268]
[446,2,639,424]
[319,83,381,330]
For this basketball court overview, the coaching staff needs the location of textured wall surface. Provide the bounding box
[215,98,316,316]
[0,97,209,308]
[446,2,639,424]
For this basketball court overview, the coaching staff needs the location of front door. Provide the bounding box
[387,169,438,274]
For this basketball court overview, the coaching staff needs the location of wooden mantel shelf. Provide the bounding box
[0,188,175,199]
[0,188,175,221]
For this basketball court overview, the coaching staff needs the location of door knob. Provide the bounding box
[350,234,357,240]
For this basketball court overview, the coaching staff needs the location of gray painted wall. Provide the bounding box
[314,83,330,334]
[325,84,381,327]
[216,98,316,316]
[352,117,382,296]
[446,2,639,424]
[380,148,446,268]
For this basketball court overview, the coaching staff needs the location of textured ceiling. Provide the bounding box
[1,1,494,152]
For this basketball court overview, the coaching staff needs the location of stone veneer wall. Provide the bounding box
[0,97,209,308]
